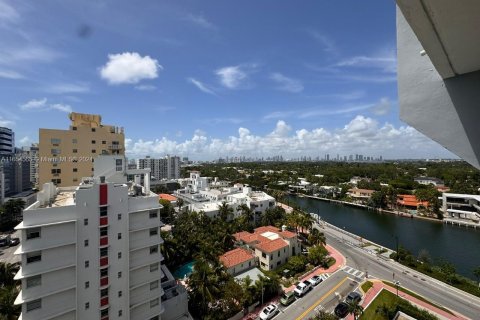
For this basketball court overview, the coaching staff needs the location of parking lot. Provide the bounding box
[0,230,21,265]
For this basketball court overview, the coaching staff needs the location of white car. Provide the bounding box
[294,281,312,297]
[307,275,323,286]
[259,304,279,320]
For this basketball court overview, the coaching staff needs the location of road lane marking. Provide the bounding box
[295,276,349,320]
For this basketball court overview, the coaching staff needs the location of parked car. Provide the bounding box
[307,275,323,286]
[294,281,312,297]
[9,238,20,246]
[280,291,296,306]
[0,235,11,247]
[345,291,362,304]
[259,304,279,320]
[334,302,349,318]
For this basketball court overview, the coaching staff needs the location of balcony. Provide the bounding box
[100,236,108,246]
[100,276,109,287]
[101,316,109,320]
[100,257,109,267]
[100,297,109,307]
[100,217,108,226]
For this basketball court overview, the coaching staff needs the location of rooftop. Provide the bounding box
[220,248,255,268]
[255,238,288,253]
[159,194,177,202]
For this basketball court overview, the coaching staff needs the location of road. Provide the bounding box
[0,230,20,265]
[277,271,360,320]
[314,223,480,319]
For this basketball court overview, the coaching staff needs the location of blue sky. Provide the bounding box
[0,0,454,160]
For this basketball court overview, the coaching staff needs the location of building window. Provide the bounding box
[117,233,121,240]
[51,178,61,185]
[150,298,159,308]
[27,228,41,239]
[118,252,122,259]
[119,310,123,317]
[100,247,108,257]
[72,126,77,130]
[91,128,96,132]
[118,291,122,297]
[118,271,122,278]
[102,140,106,144]
[150,263,159,272]
[149,246,158,254]
[117,214,122,220]
[26,299,41,312]
[72,138,77,144]
[149,209,158,218]
[101,288,108,297]
[73,149,77,153]
[84,218,88,226]
[100,207,108,216]
[91,140,96,144]
[85,302,89,310]
[100,308,108,318]
[84,239,89,247]
[50,138,61,145]
[51,168,61,174]
[91,149,96,153]
[278,252,280,257]
[150,281,158,290]
[73,168,77,172]
[100,268,108,277]
[149,227,158,236]
[26,275,41,288]
[262,252,266,258]
[51,148,61,155]
[26,252,41,264]
[100,227,108,237]
[85,261,89,268]
[115,159,122,171]
[85,281,89,289]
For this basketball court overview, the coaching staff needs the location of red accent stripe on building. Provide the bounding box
[99,184,108,205]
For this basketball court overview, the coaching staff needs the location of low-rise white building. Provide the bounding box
[14,155,191,320]
[442,193,480,222]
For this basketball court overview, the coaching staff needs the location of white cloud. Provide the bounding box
[187,77,216,95]
[135,84,156,91]
[20,98,72,113]
[370,97,391,115]
[46,83,90,94]
[0,0,19,24]
[0,116,14,127]
[335,49,397,74]
[125,116,454,159]
[263,110,295,120]
[216,65,247,89]
[0,45,60,65]
[270,73,304,93]
[0,69,23,79]
[100,52,162,85]
[19,136,30,146]
[307,30,337,53]
[20,98,48,110]
[184,13,216,29]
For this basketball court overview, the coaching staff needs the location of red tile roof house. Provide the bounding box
[233,226,301,271]
[219,248,256,276]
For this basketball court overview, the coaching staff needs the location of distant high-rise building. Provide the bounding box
[326,154,330,161]
[38,112,125,187]
[137,155,180,180]
[13,147,31,193]
[0,127,15,198]
[22,143,39,188]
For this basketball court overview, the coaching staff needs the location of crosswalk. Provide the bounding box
[341,265,365,279]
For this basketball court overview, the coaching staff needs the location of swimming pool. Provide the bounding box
[172,261,195,279]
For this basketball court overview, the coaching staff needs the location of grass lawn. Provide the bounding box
[359,289,398,320]
[361,280,373,293]
[382,281,454,315]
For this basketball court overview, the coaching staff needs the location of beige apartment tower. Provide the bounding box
[38,112,125,187]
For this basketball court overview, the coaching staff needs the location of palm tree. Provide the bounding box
[239,204,254,225]
[347,300,364,320]
[187,258,220,316]
[299,212,314,233]
[218,201,233,222]
[0,286,20,320]
[176,198,184,213]
[0,263,19,287]
[308,228,326,247]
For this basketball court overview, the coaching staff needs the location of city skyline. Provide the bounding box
[0,0,456,160]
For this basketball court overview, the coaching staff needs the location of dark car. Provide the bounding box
[334,302,349,318]
[9,238,20,246]
[345,291,362,304]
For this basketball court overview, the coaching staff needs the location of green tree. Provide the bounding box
[308,228,326,246]
[0,286,20,320]
[286,255,307,273]
[0,263,19,287]
[176,198,185,212]
[218,201,233,222]
[473,267,480,287]
[347,300,364,320]
[307,245,329,266]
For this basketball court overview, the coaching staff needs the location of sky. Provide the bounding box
[0,0,456,160]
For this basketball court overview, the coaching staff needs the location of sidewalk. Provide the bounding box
[346,280,469,320]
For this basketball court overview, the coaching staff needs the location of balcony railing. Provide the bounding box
[100,217,108,226]
[100,257,109,267]
[100,297,109,307]
[100,276,109,287]
[100,236,108,246]
[108,145,123,150]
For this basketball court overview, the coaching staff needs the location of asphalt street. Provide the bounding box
[0,230,21,264]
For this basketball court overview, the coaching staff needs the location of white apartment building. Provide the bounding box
[22,143,39,188]
[14,155,191,320]
[137,155,180,181]
[442,193,480,222]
